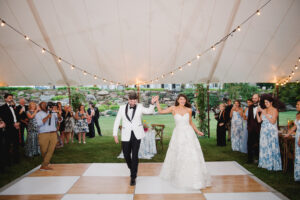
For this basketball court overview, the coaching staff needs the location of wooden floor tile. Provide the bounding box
[138,163,162,176]
[202,175,269,193]
[134,194,206,200]
[0,194,63,200]
[28,164,91,177]
[67,176,134,194]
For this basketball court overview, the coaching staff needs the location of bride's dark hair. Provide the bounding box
[175,94,191,108]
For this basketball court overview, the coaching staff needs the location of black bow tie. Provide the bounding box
[253,104,258,108]
[130,106,136,109]
[9,105,13,108]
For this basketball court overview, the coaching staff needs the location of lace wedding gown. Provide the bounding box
[160,113,211,190]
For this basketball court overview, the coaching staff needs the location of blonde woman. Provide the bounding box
[25,102,40,157]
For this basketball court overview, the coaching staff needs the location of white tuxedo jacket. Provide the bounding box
[113,103,155,141]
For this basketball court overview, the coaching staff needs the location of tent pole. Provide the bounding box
[276,84,279,127]
[207,84,210,138]
[137,84,140,103]
[68,86,71,105]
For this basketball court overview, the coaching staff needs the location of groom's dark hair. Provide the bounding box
[128,92,138,100]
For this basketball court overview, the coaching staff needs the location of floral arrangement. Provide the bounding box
[143,120,149,132]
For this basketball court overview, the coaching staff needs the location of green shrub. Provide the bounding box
[0,87,32,91]
[109,105,120,110]
[107,110,117,116]
[98,105,109,112]
[51,95,68,101]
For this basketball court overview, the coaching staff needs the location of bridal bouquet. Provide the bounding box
[143,120,149,132]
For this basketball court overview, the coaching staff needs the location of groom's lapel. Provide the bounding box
[125,104,131,122]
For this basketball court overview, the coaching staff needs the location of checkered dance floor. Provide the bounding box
[0,162,287,200]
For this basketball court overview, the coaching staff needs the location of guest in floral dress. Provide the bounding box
[25,102,41,157]
[230,100,243,151]
[286,100,300,181]
[241,99,253,153]
[257,96,282,171]
[74,105,89,144]
[61,105,74,144]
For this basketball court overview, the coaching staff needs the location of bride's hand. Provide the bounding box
[197,130,204,136]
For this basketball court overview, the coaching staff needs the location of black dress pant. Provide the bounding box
[217,125,226,146]
[7,127,20,164]
[122,131,141,179]
[247,130,260,162]
[94,119,102,136]
[88,121,95,138]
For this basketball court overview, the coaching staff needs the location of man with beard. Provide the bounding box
[247,94,261,163]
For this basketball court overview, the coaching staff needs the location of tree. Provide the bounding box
[195,84,208,135]
[71,92,85,111]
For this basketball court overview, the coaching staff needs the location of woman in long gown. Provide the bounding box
[155,94,211,190]
[256,96,282,171]
[230,100,244,151]
[240,99,253,153]
[285,100,300,181]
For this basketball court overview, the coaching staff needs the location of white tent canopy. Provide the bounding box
[0,0,300,86]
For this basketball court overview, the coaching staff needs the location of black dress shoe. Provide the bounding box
[130,178,136,186]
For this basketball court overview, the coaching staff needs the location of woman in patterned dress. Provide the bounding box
[61,105,74,144]
[74,105,89,144]
[241,99,253,153]
[256,96,282,171]
[25,102,41,157]
[285,100,300,181]
[230,100,244,151]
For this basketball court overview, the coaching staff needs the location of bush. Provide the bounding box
[109,105,120,110]
[0,87,32,91]
[51,95,68,101]
[71,92,85,111]
[107,110,117,116]
[98,105,109,112]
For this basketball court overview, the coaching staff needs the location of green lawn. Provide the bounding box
[0,111,299,199]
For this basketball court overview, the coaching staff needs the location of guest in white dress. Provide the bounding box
[256,96,282,171]
[156,94,211,190]
[230,100,244,152]
[285,100,300,181]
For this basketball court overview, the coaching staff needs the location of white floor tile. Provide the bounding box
[206,161,248,176]
[62,194,133,200]
[83,163,130,176]
[204,192,282,200]
[0,176,79,195]
[135,176,202,194]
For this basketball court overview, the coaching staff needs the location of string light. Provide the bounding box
[179,66,183,71]
[58,57,62,63]
[24,35,29,40]
[298,57,300,62]
[188,62,192,66]
[171,72,174,76]
[83,71,87,75]
[278,56,300,85]
[292,71,295,75]
[41,48,45,53]
[94,75,97,79]
[197,54,201,59]
[256,10,261,16]
[162,74,165,78]
[71,65,75,70]
[297,80,299,83]
[211,46,216,51]
[1,20,5,27]
[237,26,241,32]
[295,65,298,70]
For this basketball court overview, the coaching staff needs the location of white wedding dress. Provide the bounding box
[160,113,211,190]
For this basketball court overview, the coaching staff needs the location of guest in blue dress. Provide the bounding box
[286,100,300,181]
[241,99,253,153]
[257,96,282,171]
[25,102,40,157]
[230,100,243,151]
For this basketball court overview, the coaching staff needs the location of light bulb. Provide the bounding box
[1,20,5,27]
[171,72,174,76]
[41,48,45,53]
[188,62,192,66]
[197,54,200,59]
[94,75,97,79]
[25,36,29,40]
[71,65,75,70]
[83,71,87,75]
[237,26,241,32]
[58,58,61,63]
[162,75,165,78]
[179,66,183,71]
[256,10,260,16]
[292,71,295,75]
[211,46,215,51]
[295,65,298,70]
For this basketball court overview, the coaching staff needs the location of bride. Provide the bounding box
[155,94,211,190]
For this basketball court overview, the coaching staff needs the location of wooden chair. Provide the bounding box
[151,124,165,151]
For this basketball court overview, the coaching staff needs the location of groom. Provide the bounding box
[113,92,156,186]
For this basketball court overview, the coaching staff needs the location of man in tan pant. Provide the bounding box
[36,102,62,170]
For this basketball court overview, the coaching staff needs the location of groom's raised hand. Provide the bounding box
[114,136,119,144]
